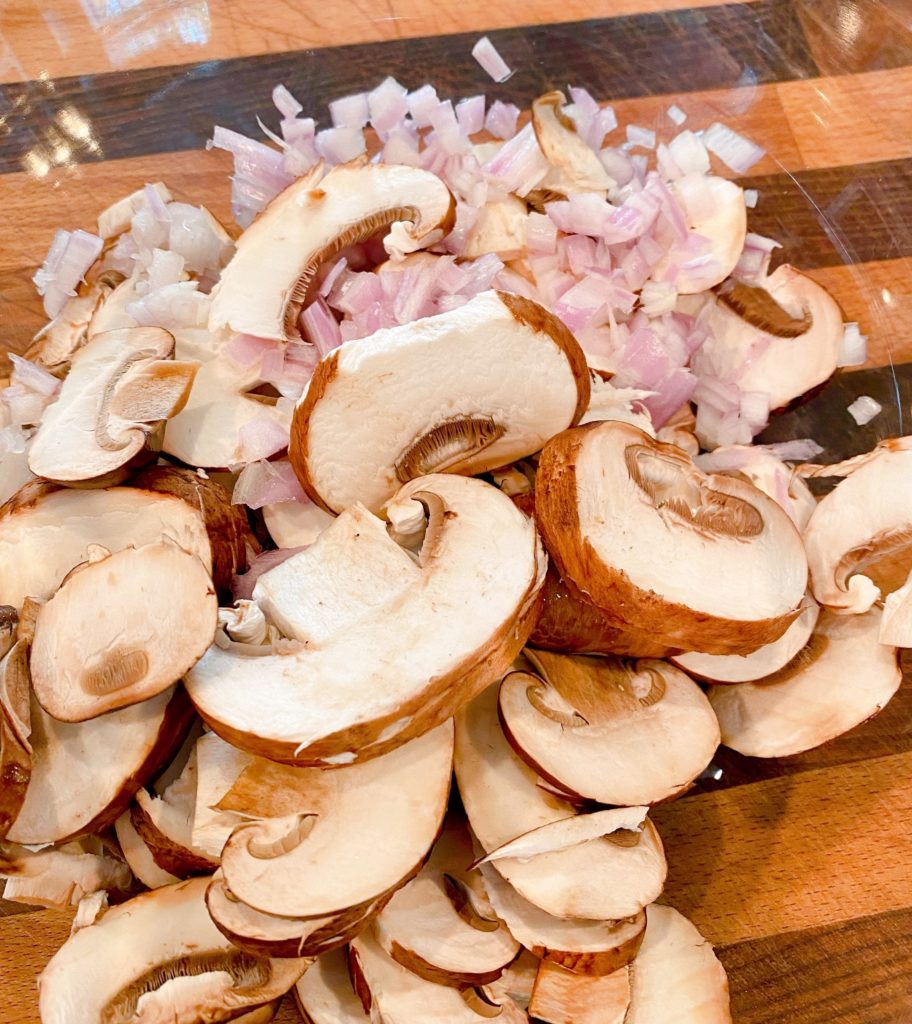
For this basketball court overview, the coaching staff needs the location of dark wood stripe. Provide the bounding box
[0,0,819,176]
[718,906,912,1024]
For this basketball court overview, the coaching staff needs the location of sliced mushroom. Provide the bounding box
[881,570,912,646]
[294,948,371,1024]
[529,961,630,1024]
[803,438,912,613]
[349,929,528,1024]
[113,810,181,890]
[531,92,615,195]
[290,290,590,514]
[0,480,212,609]
[463,196,529,259]
[263,497,335,548]
[535,421,808,655]
[209,163,455,342]
[499,651,719,804]
[477,859,645,976]
[709,608,901,758]
[38,877,309,1024]
[218,723,452,919]
[486,950,540,1012]
[0,638,31,839]
[374,815,519,988]
[30,541,216,722]
[691,266,844,410]
[624,904,732,1024]
[6,686,192,846]
[192,730,254,860]
[186,475,544,765]
[672,598,820,684]
[0,836,132,910]
[455,684,666,920]
[0,448,35,507]
[651,175,746,293]
[97,182,173,240]
[28,326,198,485]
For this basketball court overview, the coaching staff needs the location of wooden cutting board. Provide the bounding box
[1,1,911,1021]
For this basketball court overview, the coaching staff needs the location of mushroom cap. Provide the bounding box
[709,608,901,758]
[535,421,808,655]
[28,326,198,484]
[294,948,372,1024]
[30,540,217,722]
[113,810,181,890]
[531,91,615,195]
[290,289,590,514]
[218,722,453,919]
[185,474,544,765]
[37,878,308,1024]
[209,162,456,342]
[499,651,719,805]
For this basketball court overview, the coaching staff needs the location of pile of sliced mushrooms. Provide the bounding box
[2,72,908,1024]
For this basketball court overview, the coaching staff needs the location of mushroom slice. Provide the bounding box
[692,266,843,410]
[487,951,539,1011]
[499,652,719,805]
[478,860,645,976]
[294,948,372,1024]
[672,598,819,684]
[625,904,732,1024]
[531,91,615,195]
[0,837,132,909]
[30,541,216,722]
[803,437,912,613]
[114,810,181,890]
[651,175,746,293]
[38,877,309,1024]
[881,570,912,646]
[207,871,388,960]
[0,480,211,609]
[263,497,335,549]
[6,686,192,846]
[529,961,630,1024]
[455,684,666,921]
[374,816,519,988]
[0,449,35,507]
[0,638,31,839]
[192,731,254,859]
[349,929,528,1024]
[209,163,455,342]
[291,290,590,514]
[709,608,900,758]
[28,327,198,485]
[218,723,451,919]
[535,421,808,655]
[186,474,544,765]
[463,196,529,259]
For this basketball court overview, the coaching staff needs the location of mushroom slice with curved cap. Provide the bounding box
[0,837,132,910]
[709,608,900,758]
[28,326,198,485]
[0,480,212,609]
[651,175,746,294]
[38,877,308,1024]
[374,815,519,988]
[499,651,719,805]
[802,437,912,613]
[672,598,820,684]
[349,929,529,1024]
[0,638,31,840]
[692,266,843,411]
[30,541,216,722]
[463,195,529,259]
[185,474,544,765]
[529,961,631,1024]
[218,723,452,919]
[294,948,371,1024]
[535,421,807,656]
[455,685,666,921]
[290,290,590,514]
[531,92,615,195]
[7,686,193,846]
[209,163,455,342]
[624,904,732,1024]
[114,810,181,890]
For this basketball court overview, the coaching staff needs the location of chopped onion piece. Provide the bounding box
[667,130,710,176]
[32,228,103,318]
[667,104,687,126]
[232,458,306,509]
[272,84,302,118]
[640,280,678,317]
[236,415,290,464]
[9,354,60,397]
[626,123,657,149]
[455,95,486,135]
[837,322,867,367]
[368,76,409,137]
[315,126,367,164]
[702,121,765,173]
[225,333,276,367]
[472,35,512,83]
[407,84,440,128]
[300,297,343,356]
[744,188,759,208]
[329,92,370,129]
[847,395,882,426]
[758,439,824,462]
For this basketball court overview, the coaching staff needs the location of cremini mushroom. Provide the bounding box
[0,837,132,910]
[881,570,912,646]
[28,326,198,484]
[294,948,371,1024]
[113,809,181,890]
[709,608,901,758]
[531,91,615,195]
[185,475,544,765]
[529,960,631,1024]
[209,162,455,342]
[535,421,808,655]
[0,637,31,839]
[463,195,529,259]
[455,684,667,921]
[290,289,590,514]
[499,650,719,804]
[37,877,308,1024]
